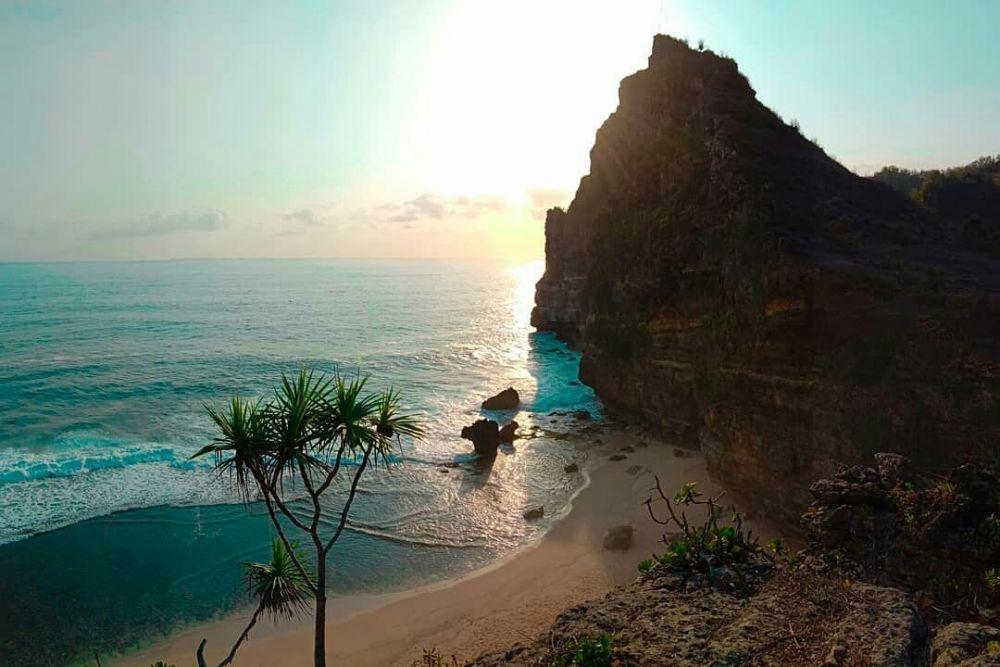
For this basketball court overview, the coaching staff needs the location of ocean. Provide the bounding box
[0,258,599,666]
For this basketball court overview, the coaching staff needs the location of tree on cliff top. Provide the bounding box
[193,369,423,667]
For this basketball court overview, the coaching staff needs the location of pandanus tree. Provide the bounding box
[218,538,310,666]
[193,369,422,667]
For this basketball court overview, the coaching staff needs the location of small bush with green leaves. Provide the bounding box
[642,477,774,591]
[572,635,612,667]
[985,568,1000,593]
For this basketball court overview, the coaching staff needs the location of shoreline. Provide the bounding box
[117,426,782,667]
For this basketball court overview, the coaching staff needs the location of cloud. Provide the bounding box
[282,209,325,227]
[367,193,510,225]
[93,208,228,239]
[273,206,339,236]
[405,194,446,219]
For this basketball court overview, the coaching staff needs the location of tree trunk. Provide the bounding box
[314,552,327,667]
[314,591,327,667]
[219,604,263,667]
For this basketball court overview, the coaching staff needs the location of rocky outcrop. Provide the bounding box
[601,525,633,551]
[932,623,1000,666]
[803,456,1000,622]
[522,507,544,521]
[473,458,998,666]
[498,421,518,443]
[461,419,501,457]
[482,388,520,411]
[532,34,999,522]
[473,569,927,666]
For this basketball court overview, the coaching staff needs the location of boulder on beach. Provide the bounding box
[498,421,519,443]
[523,507,544,521]
[461,419,501,458]
[481,387,520,410]
[602,525,634,551]
[563,462,579,473]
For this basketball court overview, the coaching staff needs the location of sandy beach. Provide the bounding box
[119,427,777,667]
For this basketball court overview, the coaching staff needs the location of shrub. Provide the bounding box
[573,635,612,667]
[643,478,774,591]
[986,568,1000,593]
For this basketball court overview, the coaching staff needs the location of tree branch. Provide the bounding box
[314,440,347,498]
[323,443,372,554]
[258,489,317,593]
[218,602,264,667]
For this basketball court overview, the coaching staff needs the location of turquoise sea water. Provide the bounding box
[0,259,599,666]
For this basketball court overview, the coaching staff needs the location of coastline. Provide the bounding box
[117,426,781,667]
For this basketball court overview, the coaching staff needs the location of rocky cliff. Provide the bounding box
[533,35,999,522]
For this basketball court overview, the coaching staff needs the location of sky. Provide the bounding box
[1,0,998,262]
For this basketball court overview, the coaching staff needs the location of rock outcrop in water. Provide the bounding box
[461,419,501,457]
[482,388,520,411]
[532,34,999,521]
[498,421,518,443]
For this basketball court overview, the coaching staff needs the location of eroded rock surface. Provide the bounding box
[498,421,518,443]
[461,419,501,457]
[482,388,520,411]
[932,623,1000,666]
[803,456,999,621]
[472,570,926,666]
[531,34,999,521]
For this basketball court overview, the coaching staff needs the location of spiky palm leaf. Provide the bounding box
[372,387,423,449]
[265,368,335,480]
[243,538,311,622]
[320,375,381,459]
[193,396,268,501]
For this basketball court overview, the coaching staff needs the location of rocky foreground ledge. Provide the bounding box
[471,456,1000,666]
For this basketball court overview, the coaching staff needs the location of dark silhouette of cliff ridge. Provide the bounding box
[532,35,999,521]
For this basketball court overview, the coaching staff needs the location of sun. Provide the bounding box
[406,0,660,199]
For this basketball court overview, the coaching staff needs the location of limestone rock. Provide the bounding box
[803,457,999,605]
[523,507,544,521]
[460,419,500,458]
[602,525,633,551]
[473,570,926,666]
[498,421,518,443]
[530,33,999,524]
[481,387,520,410]
[932,623,1000,666]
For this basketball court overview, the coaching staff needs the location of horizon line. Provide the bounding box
[0,255,546,266]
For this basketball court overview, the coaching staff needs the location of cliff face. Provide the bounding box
[533,35,999,522]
